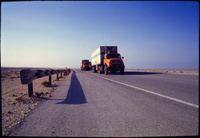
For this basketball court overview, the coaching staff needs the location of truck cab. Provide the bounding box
[83,62,91,70]
[81,60,91,71]
[104,52,124,74]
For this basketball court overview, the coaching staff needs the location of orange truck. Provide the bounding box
[91,46,125,75]
[80,60,91,71]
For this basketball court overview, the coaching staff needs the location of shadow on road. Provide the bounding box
[56,71,87,104]
[46,84,59,88]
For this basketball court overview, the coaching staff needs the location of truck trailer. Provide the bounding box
[80,60,91,71]
[91,46,125,75]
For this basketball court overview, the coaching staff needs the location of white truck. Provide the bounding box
[91,46,125,75]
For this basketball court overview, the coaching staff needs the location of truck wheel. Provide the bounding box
[99,66,104,74]
[120,69,124,74]
[92,67,97,73]
[104,65,108,75]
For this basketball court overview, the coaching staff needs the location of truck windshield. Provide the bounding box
[84,62,90,65]
[107,54,121,59]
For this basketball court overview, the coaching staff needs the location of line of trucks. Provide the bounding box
[80,46,125,75]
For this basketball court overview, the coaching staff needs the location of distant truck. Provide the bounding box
[80,60,91,71]
[91,46,125,75]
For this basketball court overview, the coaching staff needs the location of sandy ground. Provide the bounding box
[125,69,199,75]
[1,67,70,136]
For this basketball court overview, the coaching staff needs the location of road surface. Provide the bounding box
[9,69,199,136]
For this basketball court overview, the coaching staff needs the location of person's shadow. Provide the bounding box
[56,71,87,104]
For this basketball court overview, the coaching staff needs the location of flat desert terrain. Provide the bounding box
[125,69,199,75]
[1,67,70,136]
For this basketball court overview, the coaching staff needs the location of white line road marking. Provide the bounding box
[88,73,199,108]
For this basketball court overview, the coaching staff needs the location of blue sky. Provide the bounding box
[1,1,199,69]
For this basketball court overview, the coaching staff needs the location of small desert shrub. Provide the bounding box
[42,81,51,87]
[15,95,30,103]
[35,92,44,98]
[15,96,24,102]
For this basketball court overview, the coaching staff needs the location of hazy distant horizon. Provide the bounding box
[1,66,199,71]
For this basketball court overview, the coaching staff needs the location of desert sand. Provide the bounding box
[125,69,199,75]
[1,67,70,136]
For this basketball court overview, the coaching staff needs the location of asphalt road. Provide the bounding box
[9,69,199,136]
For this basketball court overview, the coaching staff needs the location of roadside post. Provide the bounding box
[28,82,33,97]
[57,73,59,80]
[49,75,52,85]
[61,72,63,78]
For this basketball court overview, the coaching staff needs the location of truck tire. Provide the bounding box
[92,66,96,73]
[120,69,124,74]
[98,65,104,74]
[104,65,108,75]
